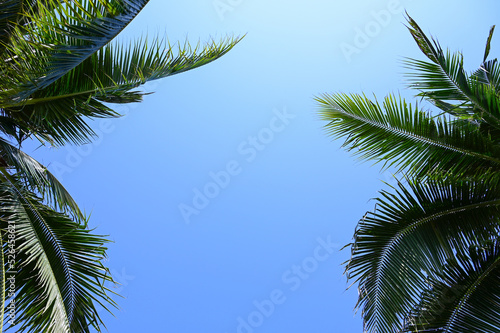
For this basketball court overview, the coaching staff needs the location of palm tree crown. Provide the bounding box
[0,1,241,332]
[317,15,500,333]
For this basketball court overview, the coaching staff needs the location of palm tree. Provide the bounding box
[316,15,500,332]
[0,0,241,332]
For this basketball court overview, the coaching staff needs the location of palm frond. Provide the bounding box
[404,15,500,130]
[0,116,23,143]
[473,59,500,94]
[1,0,151,102]
[0,138,84,223]
[403,239,500,333]
[2,35,242,145]
[316,93,500,179]
[0,0,21,50]
[483,59,500,90]
[346,178,500,332]
[0,173,116,333]
[0,225,5,332]
[483,25,495,63]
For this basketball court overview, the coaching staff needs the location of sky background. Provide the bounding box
[24,0,500,332]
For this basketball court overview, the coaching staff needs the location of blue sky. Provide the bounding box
[25,0,500,332]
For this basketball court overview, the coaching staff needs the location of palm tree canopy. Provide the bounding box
[0,172,116,333]
[0,0,241,147]
[403,239,500,332]
[316,93,500,179]
[347,177,500,332]
[0,1,242,332]
[0,0,241,221]
[316,15,500,333]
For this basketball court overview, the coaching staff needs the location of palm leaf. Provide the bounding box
[2,35,242,145]
[0,173,116,332]
[474,24,498,88]
[483,25,496,63]
[473,59,500,98]
[316,93,500,179]
[403,239,500,333]
[404,15,500,130]
[0,138,84,223]
[0,224,5,332]
[482,59,500,90]
[0,116,23,144]
[346,178,500,332]
[0,0,21,49]
[0,0,151,102]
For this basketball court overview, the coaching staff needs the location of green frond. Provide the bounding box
[0,0,21,50]
[403,239,500,333]
[0,226,4,332]
[0,1,242,146]
[2,96,120,146]
[1,35,242,146]
[473,59,500,93]
[0,138,84,223]
[318,14,500,333]
[483,59,500,90]
[404,15,500,130]
[0,174,116,333]
[316,93,500,179]
[346,178,500,332]
[0,116,23,143]
[0,0,151,102]
[483,25,495,63]
[0,1,242,332]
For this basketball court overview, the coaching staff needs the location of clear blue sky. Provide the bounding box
[25,0,500,332]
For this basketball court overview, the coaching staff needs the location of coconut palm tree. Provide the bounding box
[0,0,241,332]
[316,15,500,332]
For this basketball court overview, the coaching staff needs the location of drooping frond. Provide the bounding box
[0,138,84,223]
[317,13,500,333]
[0,174,116,332]
[346,178,500,332]
[403,239,500,333]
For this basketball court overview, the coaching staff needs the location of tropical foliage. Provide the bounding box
[0,0,240,332]
[316,15,500,332]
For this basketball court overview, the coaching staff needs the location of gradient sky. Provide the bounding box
[24,0,500,332]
